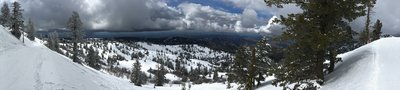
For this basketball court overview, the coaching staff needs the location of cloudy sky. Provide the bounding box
[1,0,399,34]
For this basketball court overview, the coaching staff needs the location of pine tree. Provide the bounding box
[68,11,84,64]
[10,1,23,39]
[230,37,274,90]
[231,46,256,90]
[231,47,248,88]
[265,0,375,89]
[155,64,167,86]
[26,18,35,41]
[131,59,143,86]
[212,69,218,82]
[372,19,382,41]
[359,0,377,45]
[47,31,60,53]
[0,2,10,27]
[86,47,100,70]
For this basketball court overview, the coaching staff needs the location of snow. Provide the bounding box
[322,37,400,90]
[14,24,400,90]
[0,26,138,90]
[0,26,236,90]
[256,37,400,90]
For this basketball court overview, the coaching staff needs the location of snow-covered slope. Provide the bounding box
[0,27,138,89]
[322,37,400,90]
[257,37,400,90]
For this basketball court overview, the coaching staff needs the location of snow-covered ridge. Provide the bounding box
[322,37,400,90]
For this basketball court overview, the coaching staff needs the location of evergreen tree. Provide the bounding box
[372,19,382,41]
[359,0,377,45]
[10,1,23,39]
[86,47,101,70]
[47,31,60,53]
[67,11,84,63]
[131,59,143,86]
[0,2,10,27]
[265,0,374,89]
[212,69,218,82]
[231,46,256,90]
[230,37,273,90]
[26,18,35,41]
[155,64,167,86]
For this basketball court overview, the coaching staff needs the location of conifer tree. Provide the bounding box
[230,37,274,89]
[10,1,23,39]
[231,46,255,90]
[26,18,35,41]
[67,11,84,63]
[360,0,377,44]
[131,59,143,86]
[0,2,10,27]
[47,31,60,53]
[155,64,167,86]
[372,19,382,41]
[265,0,375,89]
[231,47,248,89]
[212,69,218,82]
[86,47,100,70]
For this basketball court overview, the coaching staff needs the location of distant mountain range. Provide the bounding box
[37,30,267,53]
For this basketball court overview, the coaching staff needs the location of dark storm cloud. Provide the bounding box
[6,0,280,34]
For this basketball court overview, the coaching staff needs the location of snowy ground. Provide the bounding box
[0,26,239,90]
[257,37,400,90]
[322,37,400,90]
[0,26,140,90]
[4,23,400,90]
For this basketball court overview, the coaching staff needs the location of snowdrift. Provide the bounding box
[0,27,138,89]
[323,37,400,90]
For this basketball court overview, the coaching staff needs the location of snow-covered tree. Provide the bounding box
[86,47,101,70]
[26,18,35,41]
[0,2,10,27]
[10,1,23,39]
[131,59,143,86]
[67,11,84,63]
[47,31,60,53]
[155,64,167,86]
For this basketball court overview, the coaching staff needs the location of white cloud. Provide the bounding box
[373,0,400,34]
[222,0,301,16]
[0,0,280,34]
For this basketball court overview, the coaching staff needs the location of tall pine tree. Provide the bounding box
[26,18,35,41]
[67,11,84,64]
[359,0,377,45]
[10,1,23,39]
[131,59,143,86]
[0,2,10,27]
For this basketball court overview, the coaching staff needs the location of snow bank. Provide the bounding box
[323,37,400,90]
[0,26,137,89]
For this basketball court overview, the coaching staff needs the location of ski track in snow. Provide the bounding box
[372,42,379,90]
[34,53,44,90]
